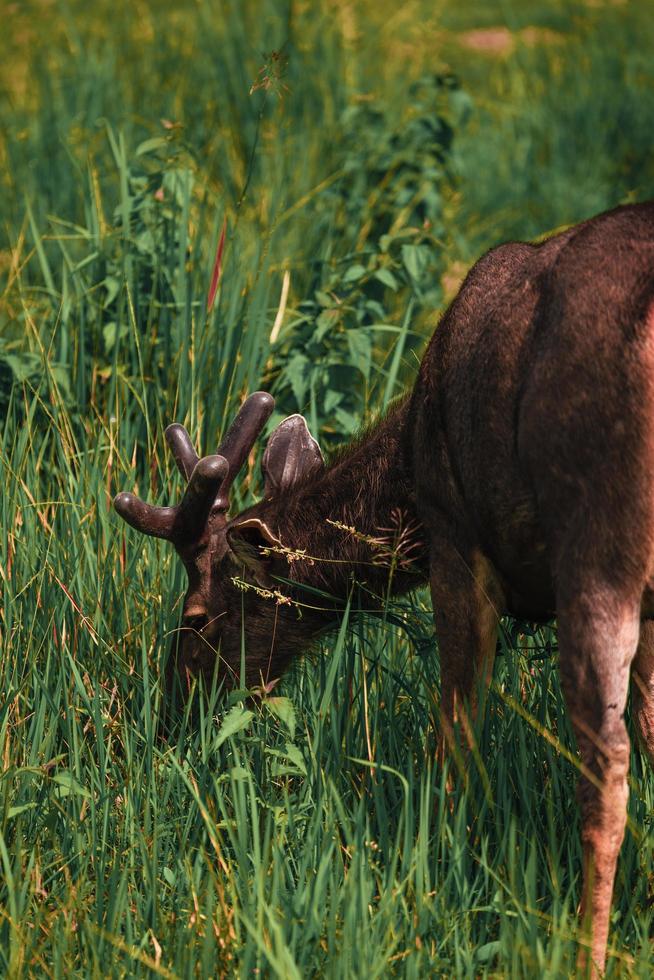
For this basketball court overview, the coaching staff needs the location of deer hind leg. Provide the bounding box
[430,543,503,770]
[557,585,640,977]
[631,619,654,765]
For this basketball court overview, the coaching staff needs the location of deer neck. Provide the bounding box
[268,394,427,605]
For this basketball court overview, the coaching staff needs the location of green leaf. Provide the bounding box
[324,388,342,414]
[266,696,296,737]
[215,705,254,749]
[476,941,501,964]
[374,268,398,291]
[52,772,91,799]
[7,802,37,820]
[228,765,251,782]
[2,352,40,383]
[103,321,129,354]
[342,263,367,283]
[283,742,306,775]
[49,364,72,400]
[316,309,339,340]
[135,136,169,156]
[401,244,430,283]
[285,352,310,408]
[346,329,372,380]
[266,743,307,776]
[103,276,121,307]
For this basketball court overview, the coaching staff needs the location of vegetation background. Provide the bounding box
[1,0,653,975]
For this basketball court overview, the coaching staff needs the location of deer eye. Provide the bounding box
[183,613,208,633]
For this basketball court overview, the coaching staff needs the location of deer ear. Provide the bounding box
[262,415,325,496]
[226,517,282,586]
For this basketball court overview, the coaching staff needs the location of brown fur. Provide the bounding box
[408,201,654,973]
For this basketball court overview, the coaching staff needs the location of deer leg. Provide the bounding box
[631,618,654,765]
[557,586,640,977]
[429,543,503,768]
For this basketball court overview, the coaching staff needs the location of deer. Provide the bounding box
[114,201,654,975]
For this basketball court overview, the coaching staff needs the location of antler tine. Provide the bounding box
[114,493,177,540]
[114,455,229,542]
[175,455,229,539]
[165,424,199,481]
[214,391,274,510]
[114,393,273,537]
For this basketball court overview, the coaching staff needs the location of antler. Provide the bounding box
[114,455,228,541]
[114,391,275,540]
[165,423,199,480]
[213,391,274,510]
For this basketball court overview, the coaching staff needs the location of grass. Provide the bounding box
[1,0,654,975]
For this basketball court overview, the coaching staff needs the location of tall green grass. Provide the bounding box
[1,1,653,975]
[447,1,654,255]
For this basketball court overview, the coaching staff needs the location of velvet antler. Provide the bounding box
[114,391,275,540]
[114,455,228,541]
[212,391,274,510]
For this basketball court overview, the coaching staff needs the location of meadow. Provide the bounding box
[1,0,653,975]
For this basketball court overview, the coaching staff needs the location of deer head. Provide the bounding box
[114,392,325,699]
